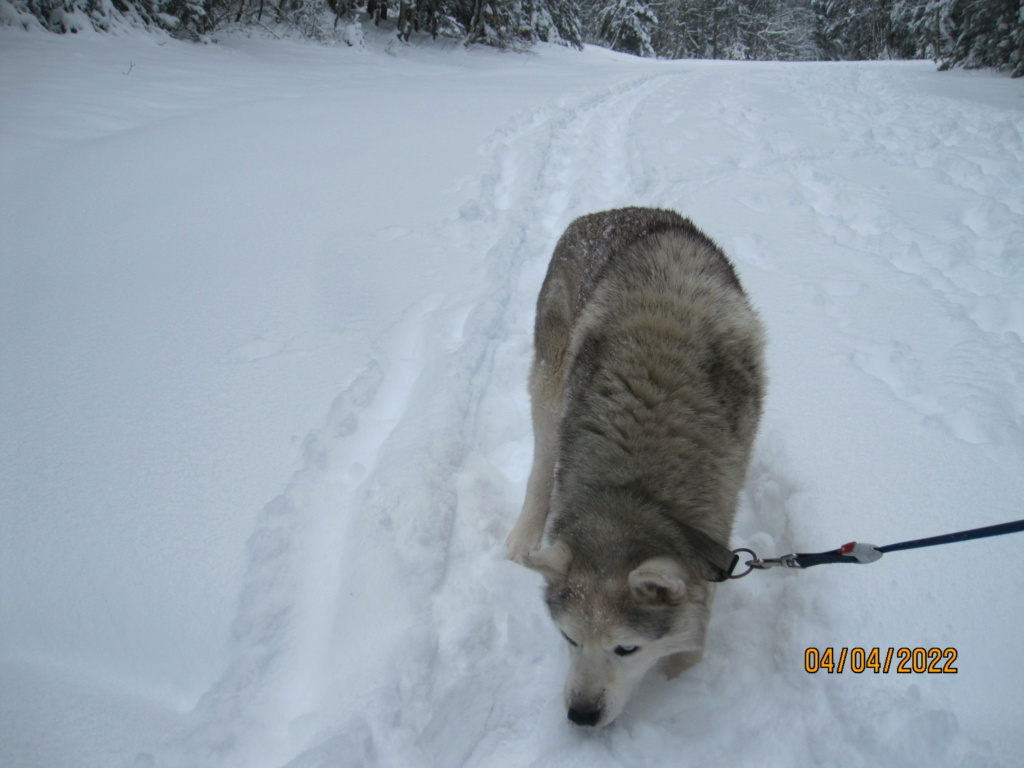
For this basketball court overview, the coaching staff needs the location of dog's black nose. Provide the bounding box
[567,706,602,727]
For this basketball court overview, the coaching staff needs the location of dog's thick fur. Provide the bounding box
[507,207,765,727]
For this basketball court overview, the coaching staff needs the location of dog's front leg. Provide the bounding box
[507,358,562,564]
[506,425,558,563]
[506,456,553,564]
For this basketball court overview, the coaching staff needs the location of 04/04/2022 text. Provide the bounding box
[804,647,958,674]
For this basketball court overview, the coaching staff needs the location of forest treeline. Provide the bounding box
[2,0,1022,76]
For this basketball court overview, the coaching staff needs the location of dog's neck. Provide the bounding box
[550,482,734,581]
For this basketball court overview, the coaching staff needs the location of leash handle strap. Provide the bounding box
[790,518,1024,569]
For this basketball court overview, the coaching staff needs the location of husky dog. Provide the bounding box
[507,207,765,727]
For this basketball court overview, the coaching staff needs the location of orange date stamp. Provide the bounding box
[804,647,958,674]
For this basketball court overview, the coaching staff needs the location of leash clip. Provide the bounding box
[727,519,1024,578]
[728,548,801,579]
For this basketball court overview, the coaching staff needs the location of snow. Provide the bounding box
[2,27,1023,768]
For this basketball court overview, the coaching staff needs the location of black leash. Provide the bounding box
[728,518,1024,579]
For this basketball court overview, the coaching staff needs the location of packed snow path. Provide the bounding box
[2,33,1023,768]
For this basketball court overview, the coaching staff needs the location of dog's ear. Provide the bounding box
[522,540,573,581]
[628,557,687,605]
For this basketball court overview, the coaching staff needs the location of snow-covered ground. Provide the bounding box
[2,27,1023,768]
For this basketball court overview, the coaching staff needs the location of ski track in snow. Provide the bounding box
[131,62,1024,768]
[145,70,683,768]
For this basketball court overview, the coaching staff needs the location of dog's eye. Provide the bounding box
[614,645,640,656]
[561,632,579,648]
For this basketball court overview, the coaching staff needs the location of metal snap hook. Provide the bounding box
[727,548,758,579]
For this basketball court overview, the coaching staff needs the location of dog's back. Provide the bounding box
[537,207,764,554]
[534,207,743,364]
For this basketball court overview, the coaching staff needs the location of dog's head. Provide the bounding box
[524,542,713,727]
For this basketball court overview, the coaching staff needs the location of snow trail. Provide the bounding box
[152,70,690,768]
[166,63,1017,767]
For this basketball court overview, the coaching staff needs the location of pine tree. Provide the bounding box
[595,0,658,56]
[652,0,726,59]
[538,0,584,46]
[650,0,818,60]
[890,0,953,60]
[942,0,1024,76]
[5,0,1022,78]
[462,0,583,47]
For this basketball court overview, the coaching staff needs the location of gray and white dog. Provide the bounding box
[507,207,765,727]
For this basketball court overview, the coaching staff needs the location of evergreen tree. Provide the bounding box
[594,0,658,56]
[650,0,818,60]
[3,0,1021,77]
[891,0,953,60]
[812,0,894,59]
[651,0,727,59]
[538,0,583,45]
[942,0,1024,76]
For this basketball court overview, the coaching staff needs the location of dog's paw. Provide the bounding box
[505,534,537,566]
[505,520,544,565]
[509,540,573,580]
